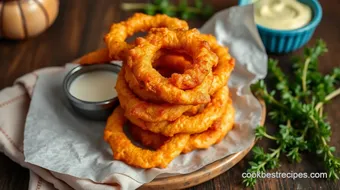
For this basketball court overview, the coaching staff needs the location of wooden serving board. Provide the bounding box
[74,59,266,189]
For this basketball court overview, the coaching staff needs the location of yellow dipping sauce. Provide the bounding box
[253,0,312,30]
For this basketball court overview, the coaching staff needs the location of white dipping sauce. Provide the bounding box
[69,70,118,102]
[254,0,312,30]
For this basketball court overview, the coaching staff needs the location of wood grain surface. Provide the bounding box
[0,0,339,190]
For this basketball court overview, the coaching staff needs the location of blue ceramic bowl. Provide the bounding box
[238,0,322,54]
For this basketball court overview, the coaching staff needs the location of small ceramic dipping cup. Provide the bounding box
[63,63,121,121]
[239,0,322,54]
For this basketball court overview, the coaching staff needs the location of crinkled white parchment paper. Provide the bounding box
[24,5,267,190]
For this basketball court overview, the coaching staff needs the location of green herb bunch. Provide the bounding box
[121,0,214,20]
[243,40,340,187]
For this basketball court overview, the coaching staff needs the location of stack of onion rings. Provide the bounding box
[124,86,230,136]
[80,13,236,168]
[129,98,235,153]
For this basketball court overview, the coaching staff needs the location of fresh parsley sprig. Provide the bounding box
[121,0,214,20]
[244,40,340,187]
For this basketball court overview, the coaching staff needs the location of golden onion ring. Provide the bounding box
[125,50,193,103]
[130,97,235,153]
[116,68,205,122]
[125,86,229,137]
[78,48,111,65]
[105,13,189,60]
[104,106,190,168]
[127,28,217,92]
[127,29,218,104]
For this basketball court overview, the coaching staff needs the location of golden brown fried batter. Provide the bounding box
[125,87,229,137]
[105,13,189,60]
[78,48,111,65]
[116,68,204,122]
[153,51,193,76]
[130,124,169,150]
[182,98,235,153]
[200,34,235,94]
[127,28,217,94]
[130,98,235,153]
[124,50,193,103]
[104,106,190,168]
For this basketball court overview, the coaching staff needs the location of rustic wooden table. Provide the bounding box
[0,0,339,189]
